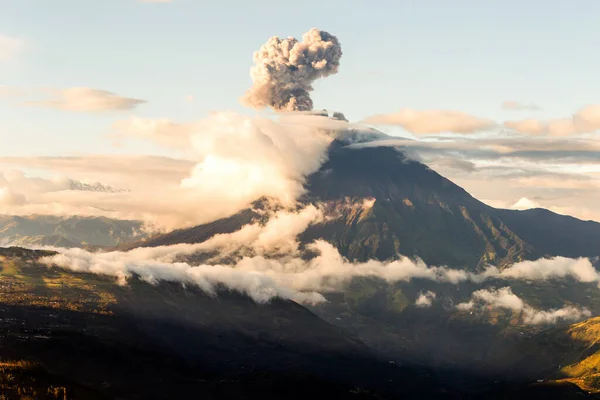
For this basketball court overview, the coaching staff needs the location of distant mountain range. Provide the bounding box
[67,179,130,193]
[0,215,147,248]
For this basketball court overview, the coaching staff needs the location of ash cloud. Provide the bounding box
[242,28,342,112]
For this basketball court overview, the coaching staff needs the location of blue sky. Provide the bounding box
[2,0,600,156]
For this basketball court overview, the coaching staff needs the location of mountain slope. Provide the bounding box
[301,142,535,269]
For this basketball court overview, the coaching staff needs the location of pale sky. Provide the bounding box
[0,0,599,224]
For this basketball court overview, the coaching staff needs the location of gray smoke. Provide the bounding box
[243,28,343,112]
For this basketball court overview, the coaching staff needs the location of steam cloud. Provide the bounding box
[243,28,342,112]
[0,113,337,230]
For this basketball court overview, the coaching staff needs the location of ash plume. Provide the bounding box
[243,28,342,112]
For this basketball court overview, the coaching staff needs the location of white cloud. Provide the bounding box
[24,87,146,112]
[0,35,24,62]
[364,109,496,135]
[495,257,600,284]
[511,197,541,210]
[415,291,436,308]
[0,187,27,206]
[456,287,591,325]
[0,113,337,230]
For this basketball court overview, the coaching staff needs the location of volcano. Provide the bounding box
[132,134,600,270]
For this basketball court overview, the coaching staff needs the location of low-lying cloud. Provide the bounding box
[415,291,437,308]
[456,287,591,325]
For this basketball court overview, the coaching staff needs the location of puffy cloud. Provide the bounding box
[0,34,24,62]
[44,250,325,305]
[505,105,600,136]
[40,230,600,308]
[40,238,465,305]
[456,287,591,325]
[24,87,146,112]
[0,113,336,230]
[502,101,542,111]
[0,187,27,206]
[415,291,437,308]
[363,109,496,135]
[457,287,524,311]
[511,197,541,210]
[242,28,342,112]
[495,257,600,284]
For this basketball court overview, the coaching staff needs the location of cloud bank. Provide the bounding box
[38,205,600,321]
[415,291,437,308]
[456,287,591,325]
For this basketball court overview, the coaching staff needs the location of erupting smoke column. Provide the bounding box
[243,28,343,112]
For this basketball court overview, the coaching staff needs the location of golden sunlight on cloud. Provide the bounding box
[364,109,496,135]
[505,104,600,136]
